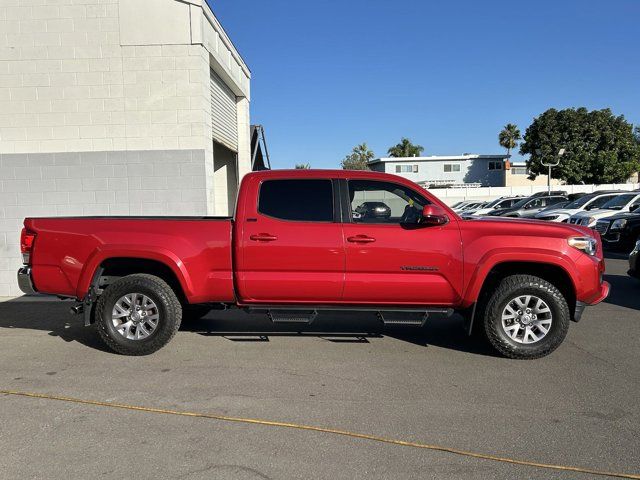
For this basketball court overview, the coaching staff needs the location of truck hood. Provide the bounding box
[469,216,592,237]
[536,208,578,217]
[571,208,620,219]
[486,207,515,216]
[599,211,640,221]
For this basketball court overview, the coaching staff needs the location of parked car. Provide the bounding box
[487,195,568,218]
[18,169,609,359]
[568,192,640,227]
[451,200,477,212]
[530,190,568,198]
[455,201,486,213]
[535,191,623,223]
[354,201,392,220]
[463,196,523,217]
[594,205,640,252]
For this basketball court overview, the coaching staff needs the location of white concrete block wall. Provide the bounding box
[0,0,253,296]
[0,0,213,155]
[0,150,206,296]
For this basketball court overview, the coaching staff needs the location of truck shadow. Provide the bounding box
[602,274,640,311]
[182,310,499,357]
[0,298,112,352]
[0,299,498,357]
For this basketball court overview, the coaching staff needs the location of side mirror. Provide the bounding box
[422,205,449,226]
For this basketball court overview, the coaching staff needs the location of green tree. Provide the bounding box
[341,143,374,170]
[498,123,521,157]
[387,137,424,157]
[520,108,640,184]
[295,163,310,169]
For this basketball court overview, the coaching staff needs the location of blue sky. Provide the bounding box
[209,0,639,169]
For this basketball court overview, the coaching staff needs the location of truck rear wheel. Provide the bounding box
[95,274,182,355]
[483,274,570,359]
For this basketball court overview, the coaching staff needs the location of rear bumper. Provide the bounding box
[17,266,37,295]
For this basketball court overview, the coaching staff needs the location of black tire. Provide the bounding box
[483,274,570,359]
[95,274,182,355]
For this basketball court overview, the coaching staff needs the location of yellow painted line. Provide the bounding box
[2,389,638,479]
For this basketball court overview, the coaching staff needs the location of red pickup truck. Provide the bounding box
[17,169,609,359]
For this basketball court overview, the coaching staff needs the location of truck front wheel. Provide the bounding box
[95,274,182,355]
[483,274,570,359]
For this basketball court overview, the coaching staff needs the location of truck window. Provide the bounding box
[348,180,428,224]
[258,179,334,222]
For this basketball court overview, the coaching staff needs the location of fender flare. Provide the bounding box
[75,245,193,301]
[463,249,578,335]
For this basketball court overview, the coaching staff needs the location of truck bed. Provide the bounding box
[24,216,236,303]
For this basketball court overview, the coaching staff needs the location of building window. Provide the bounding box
[488,161,503,170]
[511,167,528,175]
[395,165,418,173]
[443,164,461,172]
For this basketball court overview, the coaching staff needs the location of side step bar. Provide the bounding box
[247,306,454,327]
[267,310,318,324]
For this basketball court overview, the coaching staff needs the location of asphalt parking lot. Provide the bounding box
[1,256,638,480]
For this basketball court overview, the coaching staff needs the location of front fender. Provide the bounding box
[461,247,578,308]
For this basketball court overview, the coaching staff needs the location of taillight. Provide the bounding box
[20,228,36,264]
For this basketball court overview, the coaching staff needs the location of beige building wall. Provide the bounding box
[504,165,563,187]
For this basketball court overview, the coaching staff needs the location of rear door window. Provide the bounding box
[259,179,334,222]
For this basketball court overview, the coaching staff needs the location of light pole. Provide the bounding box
[537,148,565,194]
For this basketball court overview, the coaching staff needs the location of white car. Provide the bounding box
[451,200,476,212]
[467,197,522,216]
[453,201,485,213]
[568,192,640,227]
[535,191,622,223]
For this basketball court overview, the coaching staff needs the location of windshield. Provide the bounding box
[510,197,532,209]
[564,195,594,209]
[484,198,503,208]
[602,194,636,210]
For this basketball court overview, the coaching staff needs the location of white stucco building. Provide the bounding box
[0,0,253,296]
[368,154,510,187]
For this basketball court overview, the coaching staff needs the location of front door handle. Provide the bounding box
[347,235,376,244]
[250,233,278,242]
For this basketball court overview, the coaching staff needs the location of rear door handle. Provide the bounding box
[347,235,376,243]
[250,233,278,242]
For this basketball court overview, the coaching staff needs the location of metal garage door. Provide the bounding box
[210,69,238,152]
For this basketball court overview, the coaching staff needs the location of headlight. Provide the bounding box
[583,217,596,226]
[568,236,597,256]
[610,219,627,230]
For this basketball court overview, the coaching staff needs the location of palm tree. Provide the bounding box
[295,163,311,169]
[387,137,424,157]
[341,143,374,170]
[498,124,521,158]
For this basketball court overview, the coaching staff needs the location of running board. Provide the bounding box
[246,306,454,327]
[377,311,428,327]
[267,309,318,324]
